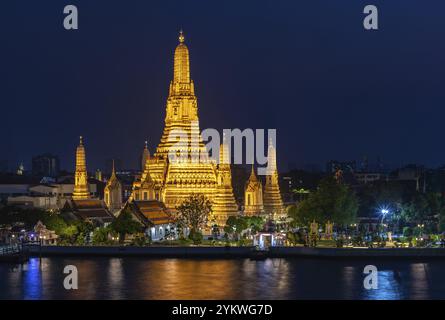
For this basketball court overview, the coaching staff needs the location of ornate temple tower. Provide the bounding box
[212,139,239,225]
[104,160,123,214]
[72,136,90,200]
[244,165,264,216]
[263,138,285,220]
[141,140,150,172]
[132,31,237,225]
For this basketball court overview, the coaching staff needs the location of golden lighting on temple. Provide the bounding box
[131,31,285,226]
[131,31,238,226]
[72,136,90,200]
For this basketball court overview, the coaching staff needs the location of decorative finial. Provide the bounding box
[145,140,148,149]
[179,29,185,43]
[112,159,115,173]
[79,136,83,145]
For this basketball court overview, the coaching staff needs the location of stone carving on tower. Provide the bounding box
[262,138,285,220]
[244,165,264,216]
[73,136,90,200]
[104,160,123,214]
[131,31,237,225]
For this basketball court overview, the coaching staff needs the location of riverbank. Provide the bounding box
[25,245,255,258]
[22,245,445,259]
[269,246,445,259]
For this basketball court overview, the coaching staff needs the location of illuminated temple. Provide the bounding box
[72,136,90,200]
[131,31,238,226]
[130,31,286,226]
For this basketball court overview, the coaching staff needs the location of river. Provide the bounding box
[0,257,444,299]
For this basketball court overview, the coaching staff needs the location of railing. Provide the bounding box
[0,244,22,256]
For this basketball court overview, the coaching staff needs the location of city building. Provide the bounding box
[326,160,356,174]
[354,172,387,185]
[32,153,60,178]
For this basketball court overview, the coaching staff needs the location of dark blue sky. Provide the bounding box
[1,0,445,172]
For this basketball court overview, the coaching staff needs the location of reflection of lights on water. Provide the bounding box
[23,258,42,300]
[408,263,430,299]
[241,259,290,299]
[364,270,403,300]
[108,258,123,297]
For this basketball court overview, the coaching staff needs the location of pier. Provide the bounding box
[0,244,29,263]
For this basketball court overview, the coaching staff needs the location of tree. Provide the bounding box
[110,208,143,244]
[176,194,212,244]
[246,216,264,235]
[224,216,237,240]
[92,227,110,245]
[439,207,445,232]
[42,213,69,235]
[289,177,358,226]
[60,225,78,244]
[223,216,258,241]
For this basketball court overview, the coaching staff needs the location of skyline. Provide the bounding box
[2,0,445,172]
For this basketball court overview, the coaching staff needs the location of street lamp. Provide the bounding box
[380,208,390,224]
[378,207,391,239]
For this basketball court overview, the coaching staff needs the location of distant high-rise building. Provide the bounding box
[32,153,60,177]
[16,162,25,175]
[326,160,356,174]
[95,169,103,181]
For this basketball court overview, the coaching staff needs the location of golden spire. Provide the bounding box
[76,136,86,170]
[73,135,89,200]
[111,159,116,178]
[219,132,230,165]
[248,163,259,183]
[141,140,150,171]
[173,29,190,84]
[267,137,277,174]
[104,160,122,212]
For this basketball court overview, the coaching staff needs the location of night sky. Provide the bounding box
[1,0,445,172]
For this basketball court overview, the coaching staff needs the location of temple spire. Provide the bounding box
[173,29,190,84]
[111,159,116,177]
[141,140,150,172]
[73,135,89,200]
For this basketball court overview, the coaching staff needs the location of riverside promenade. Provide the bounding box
[22,245,445,259]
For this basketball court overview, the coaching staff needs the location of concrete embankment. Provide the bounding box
[24,245,445,259]
[269,246,445,259]
[26,245,255,258]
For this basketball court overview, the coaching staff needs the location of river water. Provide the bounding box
[0,257,444,299]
